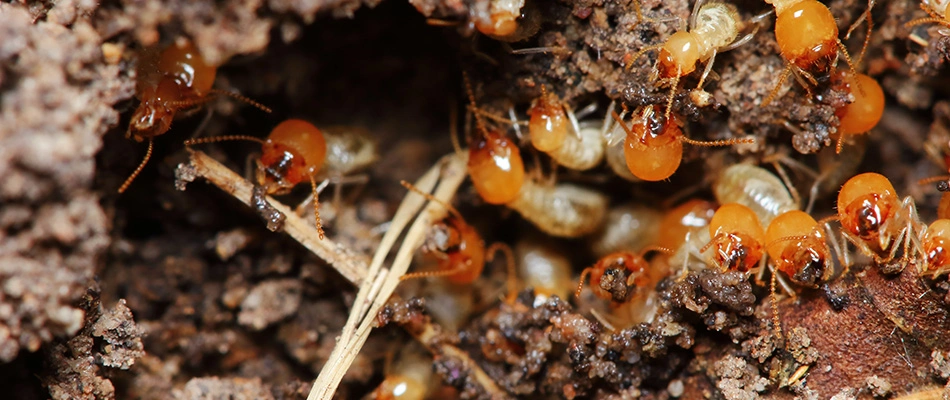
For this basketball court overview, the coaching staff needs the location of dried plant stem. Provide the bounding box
[176,150,506,399]
[180,150,368,283]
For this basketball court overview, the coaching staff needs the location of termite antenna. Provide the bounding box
[917,175,950,186]
[679,136,755,147]
[449,99,463,157]
[574,267,593,299]
[905,3,950,28]
[486,242,518,304]
[845,0,874,67]
[665,73,681,123]
[208,89,273,113]
[463,72,488,136]
[308,174,326,240]
[770,268,784,344]
[641,245,674,256]
[118,138,154,193]
[764,234,811,249]
[399,180,465,222]
[624,44,663,72]
[183,135,265,147]
[835,38,864,95]
[400,266,467,281]
[762,65,794,107]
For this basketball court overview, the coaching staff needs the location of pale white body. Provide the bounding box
[714,164,797,228]
[588,204,662,257]
[544,121,605,171]
[506,179,608,238]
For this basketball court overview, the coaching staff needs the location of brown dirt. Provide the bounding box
[3,0,950,398]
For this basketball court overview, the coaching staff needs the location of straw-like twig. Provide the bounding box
[177,149,507,399]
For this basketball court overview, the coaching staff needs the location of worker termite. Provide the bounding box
[904,0,950,34]
[610,105,754,181]
[515,239,574,307]
[626,0,766,121]
[836,172,924,267]
[463,76,608,237]
[367,344,433,400]
[713,164,797,228]
[184,119,328,238]
[525,87,604,171]
[397,181,515,295]
[121,37,270,193]
[761,0,866,106]
[920,219,950,277]
[700,203,767,273]
[588,204,662,257]
[575,248,672,304]
[834,72,885,154]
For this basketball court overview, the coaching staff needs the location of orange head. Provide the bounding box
[836,72,885,136]
[774,0,839,74]
[658,31,702,79]
[527,87,569,152]
[475,11,520,37]
[706,203,766,272]
[129,77,182,139]
[582,251,652,302]
[372,374,427,400]
[623,111,684,182]
[425,215,486,284]
[836,172,898,247]
[257,119,327,194]
[923,219,950,276]
[158,39,217,96]
[765,210,833,287]
[655,199,717,250]
[468,130,526,204]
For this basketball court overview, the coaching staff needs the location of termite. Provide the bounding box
[184,119,328,238]
[834,72,885,154]
[369,344,433,400]
[836,172,924,267]
[575,247,672,304]
[610,105,754,181]
[627,0,766,121]
[713,164,797,228]
[397,181,516,298]
[525,88,605,171]
[700,203,767,273]
[469,0,540,41]
[516,239,574,307]
[920,218,950,277]
[761,0,869,106]
[463,75,609,237]
[904,0,950,34]
[121,37,270,193]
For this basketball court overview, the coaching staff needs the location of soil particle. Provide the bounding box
[932,349,950,380]
[0,2,126,363]
[865,375,892,397]
[91,299,145,369]
[712,355,768,400]
[237,279,303,330]
[174,377,275,400]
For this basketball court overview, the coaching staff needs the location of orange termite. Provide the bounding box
[834,72,885,154]
[185,119,328,238]
[701,203,767,273]
[574,247,672,304]
[398,181,515,295]
[609,105,754,181]
[836,172,924,266]
[920,218,950,277]
[121,38,270,193]
[761,0,869,106]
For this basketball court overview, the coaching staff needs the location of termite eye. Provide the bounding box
[658,32,701,78]
[837,73,885,135]
[774,0,838,72]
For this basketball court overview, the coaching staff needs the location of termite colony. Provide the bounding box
[103,0,950,397]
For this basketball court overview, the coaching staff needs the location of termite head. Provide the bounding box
[129,78,181,140]
[656,199,717,250]
[771,0,839,75]
[256,119,327,194]
[622,107,684,182]
[835,72,885,137]
[158,38,217,95]
[658,31,703,79]
[371,374,427,400]
[582,252,652,303]
[836,172,898,246]
[527,86,569,152]
[922,219,950,276]
[765,210,833,287]
[705,203,766,273]
[468,130,526,204]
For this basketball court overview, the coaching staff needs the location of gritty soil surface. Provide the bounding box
[2,0,950,398]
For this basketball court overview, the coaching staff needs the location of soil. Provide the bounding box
[2,0,950,398]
